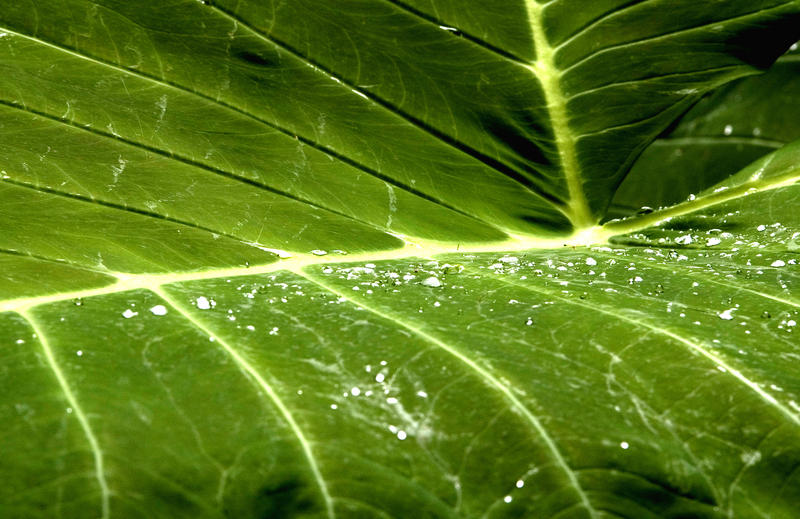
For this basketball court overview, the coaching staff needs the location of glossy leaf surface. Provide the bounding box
[2,1,800,518]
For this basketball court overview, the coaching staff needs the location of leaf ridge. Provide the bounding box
[1,177,278,253]
[151,286,336,519]
[479,270,800,427]
[199,3,560,211]
[652,136,785,149]
[295,267,599,519]
[603,168,800,236]
[558,1,799,76]
[564,65,741,103]
[0,27,479,224]
[590,250,800,310]
[525,1,594,228]
[19,310,111,519]
[379,0,531,65]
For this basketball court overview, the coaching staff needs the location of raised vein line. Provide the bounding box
[0,27,474,223]
[602,168,800,237]
[151,287,335,519]
[524,1,593,229]
[481,271,800,427]
[590,250,800,310]
[20,310,111,519]
[295,268,598,519]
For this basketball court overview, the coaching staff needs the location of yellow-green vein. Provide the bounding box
[151,286,335,519]
[19,310,111,519]
[295,267,599,519]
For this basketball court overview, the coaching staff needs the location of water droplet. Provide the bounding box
[310,249,328,256]
[585,257,597,266]
[421,276,442,288]
[771,260,786,267]
[196,296,211,309]
[503,495,512,503]
[620,441,630,449]
[350,387,361,396]
[761,311,771,319]
[150,305,168,316]
[73,298,83,306]
[718,309,735,320]
[396,430,407,440]
[122,309,138,319]
[724,124,733,135]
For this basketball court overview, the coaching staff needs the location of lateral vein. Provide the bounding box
[19,310,111,519]
[479,271,800,427]
[151,287,336,519]
[295,267,598,519]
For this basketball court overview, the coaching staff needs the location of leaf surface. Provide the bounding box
[2,1,800,518]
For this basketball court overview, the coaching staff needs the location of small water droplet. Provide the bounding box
[421,276,442,287]
[150,305,168,316]
[73,298,83,306]
[724,124,733,135]
[718,309,735,320]
[761,311,771,319]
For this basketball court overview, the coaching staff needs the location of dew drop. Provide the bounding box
[150,305,168,316]
[718,309,735,320]
[421,276,442,288]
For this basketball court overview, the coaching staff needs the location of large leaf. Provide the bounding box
[2,1,800,518]
[611,42,800,215]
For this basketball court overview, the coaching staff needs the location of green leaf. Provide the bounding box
[612,42,800,215]
[2,1,800,518]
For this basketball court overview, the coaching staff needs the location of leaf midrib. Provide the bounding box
[524,1,593,228]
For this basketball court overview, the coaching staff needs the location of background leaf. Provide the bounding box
[612,42,800,216]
